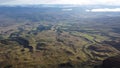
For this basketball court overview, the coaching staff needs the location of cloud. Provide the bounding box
[0,0,15,3]
[0,0,55,5]
[86,8,120,12]
[0,0,120,5]
[62,8,73,11]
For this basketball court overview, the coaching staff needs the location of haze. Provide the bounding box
[0,0,120,5]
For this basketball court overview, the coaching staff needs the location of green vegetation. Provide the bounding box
[0,6,120,68]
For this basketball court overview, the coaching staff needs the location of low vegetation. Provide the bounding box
[0,6,120,68]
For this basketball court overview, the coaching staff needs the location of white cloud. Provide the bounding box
[62,8,73,11]
[0,0,120,5]
[0,0,92,5]
[86,8,120,12]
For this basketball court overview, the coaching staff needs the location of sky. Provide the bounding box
[0,0,120,5]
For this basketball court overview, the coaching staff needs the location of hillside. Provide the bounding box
[0,5,120,68]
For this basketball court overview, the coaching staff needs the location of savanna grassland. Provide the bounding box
[0,5,120,68]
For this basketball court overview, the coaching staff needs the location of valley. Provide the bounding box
[0,5,120,68]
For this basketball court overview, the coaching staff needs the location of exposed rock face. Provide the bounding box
[102,55,120,68]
